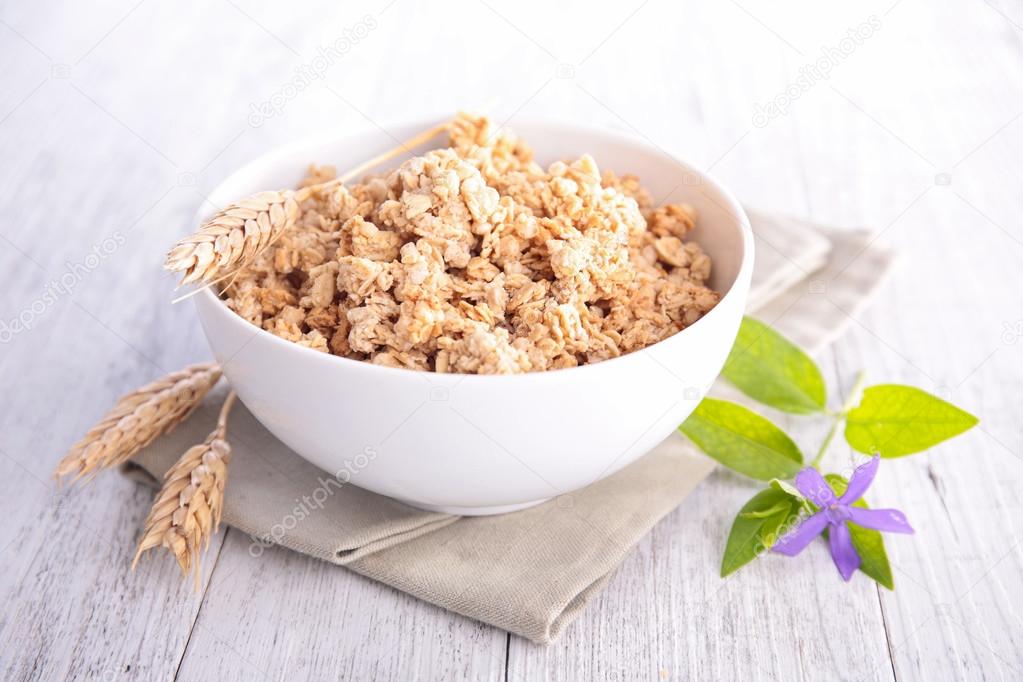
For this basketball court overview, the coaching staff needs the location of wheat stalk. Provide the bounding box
[164,121,450,289]
[335,121,449,184]
[133,390,237,587]
[55,363,222,482]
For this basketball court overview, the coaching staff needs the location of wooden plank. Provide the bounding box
[174,532,507,681]
[826,202,1023,679]
[792,2,1023,678]
[0,271,228,681]
[0,20,234,679]
[0,454,228,681]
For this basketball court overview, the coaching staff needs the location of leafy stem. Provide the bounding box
[688,316,979,587]
[810,370,867,469]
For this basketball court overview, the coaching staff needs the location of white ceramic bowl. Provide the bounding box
[194,118,754,515]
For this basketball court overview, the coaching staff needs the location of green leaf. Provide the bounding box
[680,398,804,480]
[825,474,894,589]
[770,478,803,499]
[739,500,791,519]
[722,316,827,414]
[845,384,979,458]
[721,488,803,577]
[770,478,816,513]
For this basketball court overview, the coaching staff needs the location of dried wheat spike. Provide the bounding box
[164,189,308,285]
[54,363,222,482]
[163,122,451,289]
[133,391,237,587]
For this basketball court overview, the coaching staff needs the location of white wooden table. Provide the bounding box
[2,0,1021,679]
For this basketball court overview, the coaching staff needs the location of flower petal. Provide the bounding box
[795,467,837,507]
[829,523,861,581]
[772,511,828,556]
[848,507,915,534]
[839,455,880,505]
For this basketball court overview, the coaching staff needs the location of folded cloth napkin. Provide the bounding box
[123,211,892,644]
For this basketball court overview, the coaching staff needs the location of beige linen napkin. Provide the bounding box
[124,212,892,644]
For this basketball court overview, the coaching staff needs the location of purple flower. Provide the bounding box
[772,456,914,581]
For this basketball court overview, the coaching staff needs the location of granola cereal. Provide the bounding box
[222,113,720,374]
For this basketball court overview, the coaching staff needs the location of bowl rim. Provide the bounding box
[193,116,755,383]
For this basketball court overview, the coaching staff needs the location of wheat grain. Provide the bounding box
[54,363,222,482]
[133,390,237,587]
[164,189,309,285]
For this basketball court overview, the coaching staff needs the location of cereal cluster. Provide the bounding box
[224,114,719,374]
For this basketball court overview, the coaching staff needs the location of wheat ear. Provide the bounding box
[164,189,309,286]
[55,363,222,482]
[165,121,450,289]
[133,390,237,587]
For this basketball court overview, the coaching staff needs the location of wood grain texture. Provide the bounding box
[1,0,1021,679]
[175,532,507,681]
